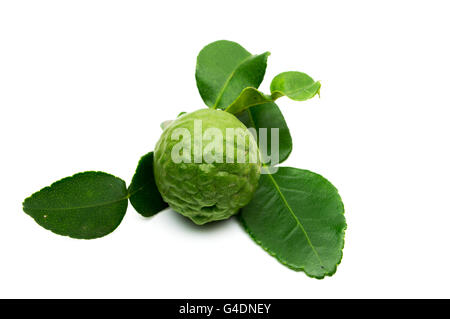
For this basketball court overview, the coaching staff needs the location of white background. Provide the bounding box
[1,0,449,298]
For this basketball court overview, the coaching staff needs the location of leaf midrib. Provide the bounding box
[271,81,320,99]
[263,165,326,270]
[244,110,321,264]
[23,195,129,212]
[25,181,153,212]
[213,54,253,109]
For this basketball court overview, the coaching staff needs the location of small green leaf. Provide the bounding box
[22,171,128,239]
[270,71,321,101]
[236,102,292,164]
[225,72,320,115]
[128,152,168,217]
[240,167,346,278]
[195,40,270,109]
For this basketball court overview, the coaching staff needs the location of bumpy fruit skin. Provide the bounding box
[154,109,261,225]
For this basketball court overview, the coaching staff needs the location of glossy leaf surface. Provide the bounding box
[128,152,168,217]
[226,71,320,115]
[236,102,292,164]
[271,71,321,101]
[225,87,272,115]
[240,167,346,278]
[196,40,269,109]
[23,171,128,239]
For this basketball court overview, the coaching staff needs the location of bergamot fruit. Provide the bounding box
[154,108,261,225]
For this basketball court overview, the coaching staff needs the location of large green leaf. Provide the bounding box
[195,40,270,109]
[22,171,128,239]
[128,152,168,217]
[271,71,321,101]
[240,167,346,278]
[236,102,292,164]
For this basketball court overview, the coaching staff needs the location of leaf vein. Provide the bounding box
[265,166,326,269]
[23,195,129,212]
[213,55,253,109]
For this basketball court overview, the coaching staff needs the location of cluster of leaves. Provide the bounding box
[22,40,346,279]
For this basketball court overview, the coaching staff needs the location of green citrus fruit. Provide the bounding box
[154,108,261,225]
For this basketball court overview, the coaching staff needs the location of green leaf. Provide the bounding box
[270,71,321,101]
[22,171,128,239]
[128,152,168,217]
[236,102,292,164]
[225,87,272,115]
[225,72,320,115]
[240,167,346,278]
[195,40,270,109]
